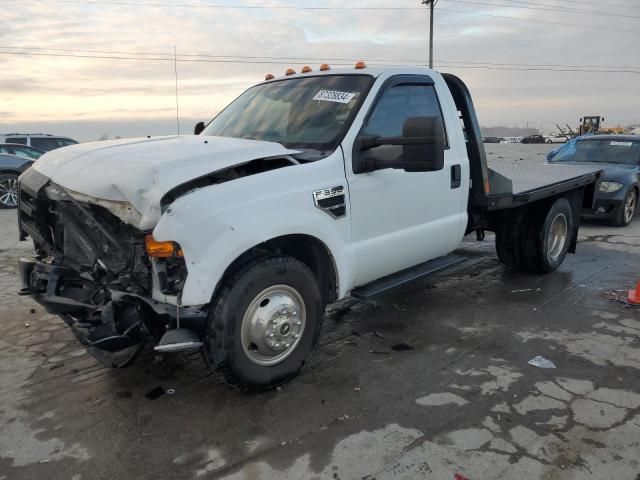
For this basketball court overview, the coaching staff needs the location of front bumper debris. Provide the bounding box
[19,257,207,360]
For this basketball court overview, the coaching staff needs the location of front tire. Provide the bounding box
[204,256,324,391]
[612,188,637,227]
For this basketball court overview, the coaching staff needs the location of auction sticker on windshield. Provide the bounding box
[313,90,356,104]
[610,141,633,147]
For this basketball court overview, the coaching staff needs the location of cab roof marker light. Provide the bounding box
[355,61,367,69]
[320,64,331,71]
[301,66,312,73]
[265,73,275,80]
[285,68,296,76]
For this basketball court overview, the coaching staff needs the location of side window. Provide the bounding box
[57,138,77,147]
[6,137,27,145]
[365,84,446,140]
[31,138,61,152]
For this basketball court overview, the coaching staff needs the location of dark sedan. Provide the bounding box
[548,135,639,226]
[0,153,33,209]
[521,134,546,144]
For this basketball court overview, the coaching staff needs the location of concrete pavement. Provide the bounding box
[0,207,639,480]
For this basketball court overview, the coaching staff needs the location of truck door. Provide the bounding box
[344,75,467,287]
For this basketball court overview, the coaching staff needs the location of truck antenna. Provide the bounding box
[174,46,180,135]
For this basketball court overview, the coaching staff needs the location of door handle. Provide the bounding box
[451,164,461,189]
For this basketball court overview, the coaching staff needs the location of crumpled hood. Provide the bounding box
[32,135,298,229]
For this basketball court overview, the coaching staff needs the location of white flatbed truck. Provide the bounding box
[18,65,600,390]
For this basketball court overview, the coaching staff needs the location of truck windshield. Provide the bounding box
[550,139,640,166]
[201,74,373,153]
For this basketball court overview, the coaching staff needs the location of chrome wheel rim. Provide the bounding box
[240,284,306,366]
[624,191,636,224]
[0,177,18,207]
[547,213,568,261]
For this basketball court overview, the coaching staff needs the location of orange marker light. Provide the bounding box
[265,73,275,80]
[145,234,182,258]
[319,63,331,71]
[285,68,296,76]
[301,65,312,73]
[355,61,367,69]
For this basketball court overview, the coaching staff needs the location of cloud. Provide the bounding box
[1,0,639,137]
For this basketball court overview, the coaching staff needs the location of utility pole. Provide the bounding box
[422,0,437,68]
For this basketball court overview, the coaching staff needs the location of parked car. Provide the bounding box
[482,136,501,143]
[18,65,600,390]
[545,134,569,144]
[0,153,33,209]
[0,143,43,160]
[521,134,546,144]
[500,136,523,144]
[0,133,77,152]
[548,135,639,226]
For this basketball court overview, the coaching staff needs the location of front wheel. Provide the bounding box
[204,256,324,391]
[613,189,637,227]
[546,139,553,144]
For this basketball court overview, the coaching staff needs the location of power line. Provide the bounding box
[1,46,638,70]
[9,0,640,34]
[4,0,424,10]
[435,5,639,33]
[445,0,640,19]
[1,49,639,74]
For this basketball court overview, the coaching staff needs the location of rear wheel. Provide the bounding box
[0,173,19,209]
[496,197,573,273]
[613,188,637,227]
[204,256,324,391]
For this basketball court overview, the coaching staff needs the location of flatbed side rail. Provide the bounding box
[484,171,601,210]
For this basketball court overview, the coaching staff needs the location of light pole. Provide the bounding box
[422,0,437,69]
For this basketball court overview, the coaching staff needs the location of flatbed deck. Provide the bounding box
[482,146,601,209]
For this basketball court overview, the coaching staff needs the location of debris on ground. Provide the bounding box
[24,322,30,327]
[454,474,470,480]
[391,343,415,351]
[354,386,361,391]
[344,340,358,346]
[30,308,36,314]
[166,388,176,395]
[145,386,166,400]
[368,350,390,355]
[528,355,556,369]
[511,288,542,293]
[49,363,64,370]
[372,331,385,339]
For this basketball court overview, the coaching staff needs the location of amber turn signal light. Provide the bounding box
[145,234,183,258]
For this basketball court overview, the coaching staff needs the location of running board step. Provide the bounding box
[351,253,467,299]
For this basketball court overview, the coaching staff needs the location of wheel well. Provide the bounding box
[218,234,339,304]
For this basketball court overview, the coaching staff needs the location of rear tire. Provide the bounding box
[612,188,637,227]
[204,255,324,391]
[496,197,573,273]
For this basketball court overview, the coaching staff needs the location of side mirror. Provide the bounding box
[402,116,445,172]
[353,115,445,173]
[194,121,205,135]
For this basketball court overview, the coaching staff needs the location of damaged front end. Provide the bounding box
[17,168,207,368]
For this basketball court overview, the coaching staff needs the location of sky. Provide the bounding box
[1,0,639,142]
